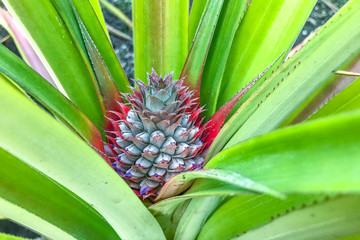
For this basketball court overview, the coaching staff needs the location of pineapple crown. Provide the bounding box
[105,69,209,198]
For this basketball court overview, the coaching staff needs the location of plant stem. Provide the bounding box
[335,70,360,78]
[1,34,11,43]
[321,0,339,12]
[106,23,132,41]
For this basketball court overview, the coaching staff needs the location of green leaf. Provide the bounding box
[157,169,282,200]
[51,0,128,92]
[338,235,360,240]
[206,0,360,159]
[216,0,317,111]
[197,194,327,240]
[49,0,88,59]
[0,147,120,240]
[156,181,253,208]
[200,0,248,119]
[0,45,104,149]
[200,51,284,147]
[151,188,240,223]
[151,200,190,240]
[74,5,123,118]
[70,0,130,93]
[133,0,189,81]
[309,77,360,120]
[188,0,207,46]
[0,8,53,85]
[186,179,253,197]
[47,0,107,126]
[99,0,133,29]
[155,167,283,240]
[150,198,189,217]
[173,104,360,236]
[236,195,360,240]
[2,0,105,128]
[174,196,225,240]
[168,165,283,240]
[89,0,111,37]
[206,109,360,193]
[180,0,224,92]
[0,233,30,240]
[176,109,360,234]
[0,76,165,240]
[49,0,130,99]
[281,55,360,126]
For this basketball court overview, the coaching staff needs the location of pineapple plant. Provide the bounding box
[0,0,359,239]
[107,71,207,197]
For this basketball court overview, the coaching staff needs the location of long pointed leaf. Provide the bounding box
[0,76,165,240]
[203,52,284,150]
[48,0,108,128]
[74,5,123,115]
[200,0,248,119]
[174,196,224,240]
[89,0,109,37]
[180,0,224,93]
[157,169,281,201]
[0,148,120,240]
[226,0,360,148]
[3,0,105,127]
[206,109,360,193]
[69,0,130,93]
[151,200,190,240]
[49,0,87,59]
[309,77,360,120]
[188,0,207,46]
[206,0,360,159]
[216,0,317,111]
[0,45,103,150]
[282,55,360,125]
[0,8,53,85]
[236,195,360,240]
[197,194,327,240]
